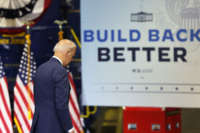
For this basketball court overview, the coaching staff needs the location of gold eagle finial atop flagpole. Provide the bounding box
[54,20,68,40]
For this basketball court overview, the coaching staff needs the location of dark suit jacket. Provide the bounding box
[31,57,72,133]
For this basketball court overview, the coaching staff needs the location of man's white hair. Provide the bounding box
[53,39,76,54]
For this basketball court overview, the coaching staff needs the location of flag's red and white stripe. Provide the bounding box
[68,72,83,133]
[14,76,34,133]
[0,76,13,133]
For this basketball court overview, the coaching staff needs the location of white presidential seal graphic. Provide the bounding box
[165,0,200,29]
[165,0,200,53]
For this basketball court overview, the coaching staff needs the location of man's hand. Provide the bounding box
[68,128,74,133]
[69,131,74,133]
[68,130,75,133]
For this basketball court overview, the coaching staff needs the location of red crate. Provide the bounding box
[123,107,181,133]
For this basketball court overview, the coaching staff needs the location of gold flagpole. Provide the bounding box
[14,117,22,133]
[25,22,34,120]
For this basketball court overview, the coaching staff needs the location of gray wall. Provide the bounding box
[182,109,200,133]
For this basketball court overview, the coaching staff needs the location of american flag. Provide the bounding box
[13,44,36,133]
[68,72,84,133]
[0,57,13,133]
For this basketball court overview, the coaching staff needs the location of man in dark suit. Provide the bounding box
[31,39,76,133]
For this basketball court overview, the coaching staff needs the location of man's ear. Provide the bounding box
[67,51,72,56]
